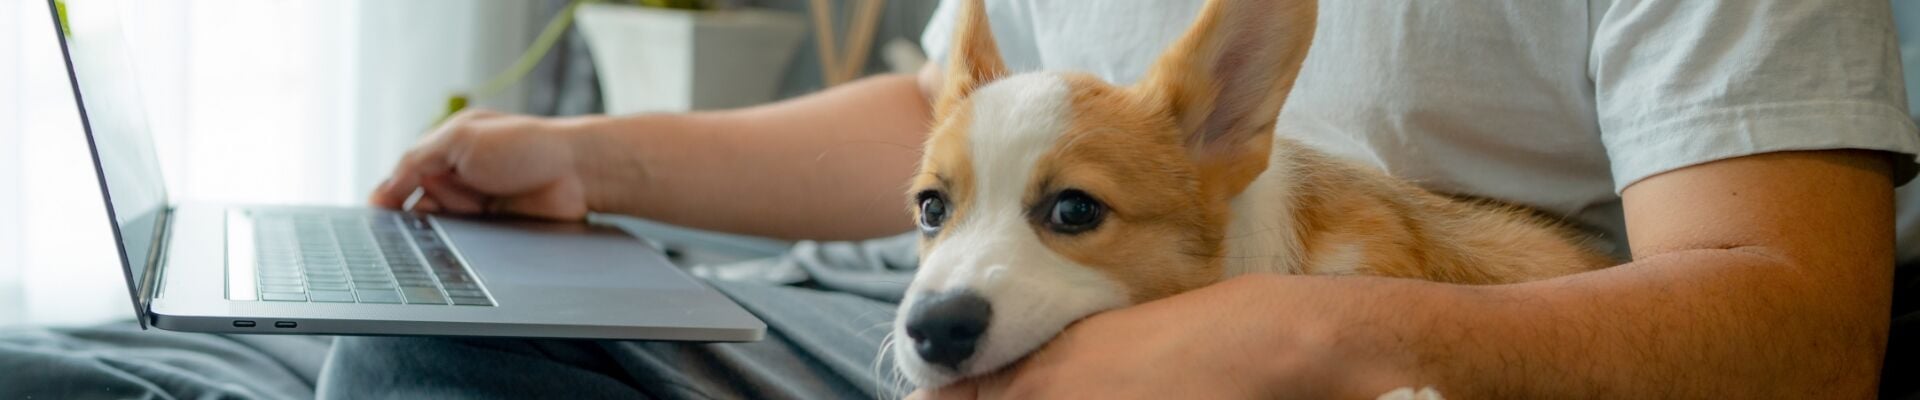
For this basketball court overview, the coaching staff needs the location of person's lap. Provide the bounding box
[320,268,1920,399]
[317,280,909,399]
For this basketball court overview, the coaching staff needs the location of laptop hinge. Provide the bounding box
[133,206,172,329]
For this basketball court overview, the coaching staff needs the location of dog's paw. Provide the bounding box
[1375,386,1445,400]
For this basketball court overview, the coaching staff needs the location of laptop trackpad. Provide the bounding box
[432,217,697,290]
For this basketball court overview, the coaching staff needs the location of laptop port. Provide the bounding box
[233,320,256,328]
[274,321,297,328]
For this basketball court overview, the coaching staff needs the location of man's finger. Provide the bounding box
[372,152,449,209]
[369,109,502,208]
[422,175,489,214]
[371,132,465,208]
[411,194,444,214]
[487,178,587,221]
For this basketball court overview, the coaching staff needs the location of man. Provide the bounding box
[330,0,1920,397]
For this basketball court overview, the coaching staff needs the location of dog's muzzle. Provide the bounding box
[903,290,993,371]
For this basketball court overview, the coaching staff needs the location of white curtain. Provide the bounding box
[0,0,541,327]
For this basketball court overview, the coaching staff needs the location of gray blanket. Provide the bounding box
[0,325,330,399]
[0,223,921,400]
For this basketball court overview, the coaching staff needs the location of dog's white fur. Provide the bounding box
[892,73,1134,383]
[1223,154,1310,276]
[893,0,1605,397]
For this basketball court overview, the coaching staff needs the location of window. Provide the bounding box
[0,0,545,327]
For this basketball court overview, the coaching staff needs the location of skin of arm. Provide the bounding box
[572,72,935,240]
[372,66,941,240]
[927,150,1895,398]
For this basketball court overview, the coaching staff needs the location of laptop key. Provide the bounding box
[304,258,345,266]
[401,287,447,305]
[445,288,485,298]
[262,292,307,302]
[260,284,305,294]
[258,259,299,267]
[306,276,349,285]
[260,270,300,278]
[352,278,394,286]
[260,277,303,286]
[355,290,402,304]
[308,282,351,291]
[308,290,356,303]
[450,296,493,306]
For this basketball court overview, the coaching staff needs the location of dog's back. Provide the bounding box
[1224,138,1614,284]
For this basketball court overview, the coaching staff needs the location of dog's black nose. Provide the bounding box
[904,290,992,371]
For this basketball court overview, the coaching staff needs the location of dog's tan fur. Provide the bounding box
[901,0,1612,392]
[1259,139,1615,282]
[916,0,1608,302]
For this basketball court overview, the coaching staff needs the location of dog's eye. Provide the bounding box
[918,192,949,233]
[1047,190,1105,234]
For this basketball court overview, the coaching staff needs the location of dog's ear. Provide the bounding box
[1137,0,1316,198]
[933,0,1009,121]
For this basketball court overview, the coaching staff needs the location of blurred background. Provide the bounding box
[4,0,1920,329]
[0,0,938,327]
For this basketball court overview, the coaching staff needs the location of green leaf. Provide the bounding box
[55,0,72,37]
[439,94,469,126]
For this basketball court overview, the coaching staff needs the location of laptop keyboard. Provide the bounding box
[249,213,494,306]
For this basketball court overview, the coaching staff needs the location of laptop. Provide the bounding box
[46,0,765,341]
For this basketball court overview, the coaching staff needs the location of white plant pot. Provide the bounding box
[576,3,807,114]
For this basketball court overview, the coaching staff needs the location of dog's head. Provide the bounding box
[891,0,1317,387]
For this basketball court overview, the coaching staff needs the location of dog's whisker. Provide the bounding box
[871,331,892,399]
[871,330,917,400]
[854,320,895,338]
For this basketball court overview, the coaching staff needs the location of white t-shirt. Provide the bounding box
[923,0,1920,261]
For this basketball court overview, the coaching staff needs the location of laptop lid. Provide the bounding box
[48,0,172,328]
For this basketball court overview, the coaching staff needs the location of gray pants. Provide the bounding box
[318,225,926,399]
[319,281,908,399]
[0,226,921,400]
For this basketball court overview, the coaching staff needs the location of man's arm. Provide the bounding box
[934,150,1895,398]
[1463,150,1891,396]
[1339,149,1896,396]
[372,66,943,240]
[573,72,936,240]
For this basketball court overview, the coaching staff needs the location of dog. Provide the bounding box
[888,0,1614,396]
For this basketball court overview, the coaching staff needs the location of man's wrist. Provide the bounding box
[1222,274,1462,397]
[552,113,664,215]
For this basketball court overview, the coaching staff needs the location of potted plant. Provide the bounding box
[574,0,807,114]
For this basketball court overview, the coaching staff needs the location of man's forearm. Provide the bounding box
[568,73,933,240]
[1274,247,1890,398]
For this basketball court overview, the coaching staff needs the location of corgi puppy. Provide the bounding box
[889,0,1614,394]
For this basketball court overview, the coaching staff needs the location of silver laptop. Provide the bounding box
[48,0,765,341]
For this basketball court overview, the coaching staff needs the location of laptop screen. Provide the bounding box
[50,0,170,312]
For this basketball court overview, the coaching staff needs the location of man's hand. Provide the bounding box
[364,73,934,240]
[370,109,592,220]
